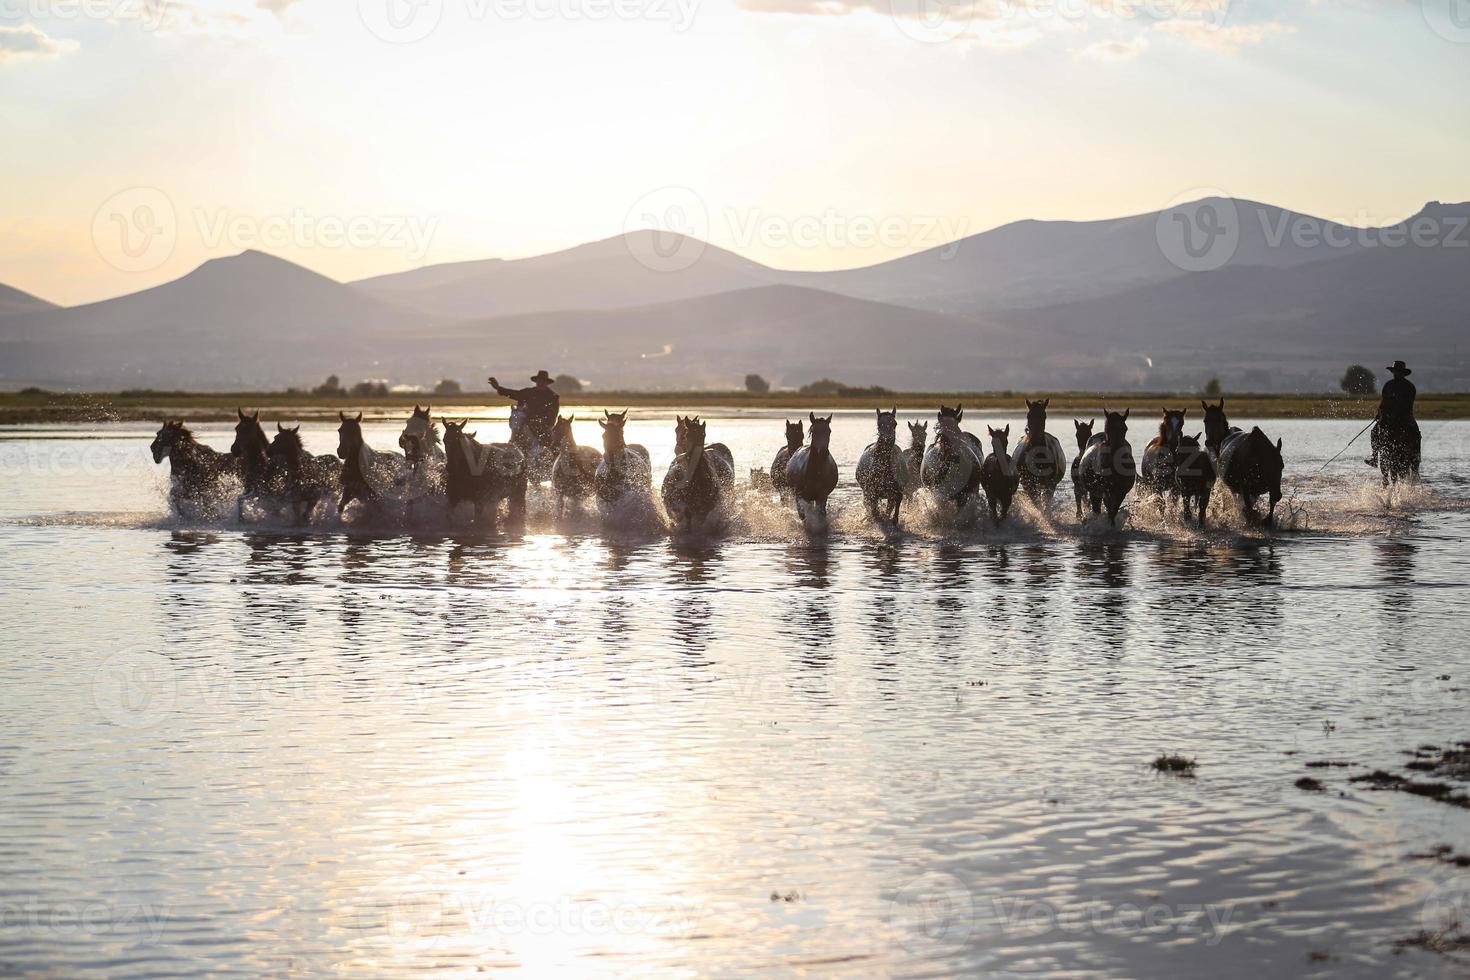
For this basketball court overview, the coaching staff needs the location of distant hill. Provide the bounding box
[0,283,56,317]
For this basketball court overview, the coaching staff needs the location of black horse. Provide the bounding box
[979,425,1020,526]
[663,417,727,531]
[1078,409,1136,526]
[1173,433,1215,526]
[1202,399,1285,527]
[266,424,342,524]
[442,418,527,527]
[1374,415,1421,487]
[1070,418,1099,520]
[151,420,237,515]
[1011,398,1066,511]
[786,413,840,524]
[335,411,406,517]
[1139,408,1187,513]
[856,408,905,524]
[231,407,281,520]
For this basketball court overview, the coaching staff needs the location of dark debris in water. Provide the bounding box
[1295,777,1327,793]
[1393,927,1470,957]
[1407,844,1470,869]
[1151,754,1197,777]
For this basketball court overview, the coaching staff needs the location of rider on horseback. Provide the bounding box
[1365,360,1418,469]
[489,370,561,444]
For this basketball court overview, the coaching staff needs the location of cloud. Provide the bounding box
[1074,35,1148,61]
[0,24,79,62]
[1152,19,1294,53]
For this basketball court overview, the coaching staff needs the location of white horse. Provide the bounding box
[594,410,653,509]
[856,407,905,524]
[398,404,446,519]
[550,416,602,518]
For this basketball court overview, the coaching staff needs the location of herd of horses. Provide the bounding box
[148,396,1311,532]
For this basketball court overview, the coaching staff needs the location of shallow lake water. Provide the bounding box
[3,408,1470,978]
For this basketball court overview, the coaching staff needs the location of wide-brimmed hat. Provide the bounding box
[531,370,554,384]
[1387,360,1412,376]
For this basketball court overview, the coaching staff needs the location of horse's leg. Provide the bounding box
[1266,497,1278,528]
[1090,492,1102,516]
[1199,490,1210,527]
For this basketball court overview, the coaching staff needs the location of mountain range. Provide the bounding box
[2,198,1466,391]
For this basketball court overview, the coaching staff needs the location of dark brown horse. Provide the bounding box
[663,416,726,530]
[550,416,602,518]
[266,424,341,523]
[151,420,237,515]
[231,408,280,520]
[979,425,1020,526]
[336,411,406,517]
[1202,400,1285,526]
[785,413,839,524]
[1173,433,1215,526]
[441,418,527,527]
[1139,408,1188,512]
[1070,418,1098,520]
[1078,409,1136,526]
[1011,399,1066,510]
[770,420,804,501]
[856,408,904,524]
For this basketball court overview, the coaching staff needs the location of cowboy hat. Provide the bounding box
[531,370,554,384]
[1387,360,1412,376]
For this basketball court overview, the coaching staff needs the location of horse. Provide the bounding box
[550,416,602,518]
[398,404,447,518]
[855,408,905,524]
[785,413,839,524]
[979,425,1020,526]
[335,411,407,518]
[1173,432,1215,526]
[441,418,527,527]
[1201,399,1285,527]
[266,423,341,523]
[594,410,653,507]
[1374,415,1421,487]
[230,408,281,520]
[1070,418,1098,520]
[662,417,727,531]
[510,401,563,485]
[1011,399,1066,511]
[897,421,927,499]
[921,405,983,513]
[150,419,237,515]
[1139,408,1188,513]
[769,420,804,501]
[1078,409,1136,526]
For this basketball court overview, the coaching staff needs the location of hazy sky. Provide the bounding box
[3,0,1468,304]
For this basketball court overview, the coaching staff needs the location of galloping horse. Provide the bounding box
[151,420,236,515]
[336,412,406,517]
[550,416,602,518]
[594,410,653,507]
[266,424,341,523]
[441,418,527,526]
[230,408,280,520]
[398,405,447,518]
[1139,408,1187,512]
[921,405,983,513]
[979,425,1020,526]
[1070,418,1098,520]
[770,420,804,501]
[1078,409,1136,526]
[510,402,563,484]
[662,417,727,530]
[898,421,927,500]
[1202,399,1285,527]
[856,408,905,524]
[1011,399,1066,511]
[674,416,735,489]
[786,412,839,524]
[1173,432,1215,526]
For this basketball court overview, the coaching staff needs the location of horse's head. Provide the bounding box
[876,407,898,442]
[988,424,1010,457]
[151,419,191,463]
[1159,408,1187,448]
[551,415,575,446]
[231,408,267,459]
[336,411,364,461]
[1073,418,1095,452]
[398,404,439,462]
[784,419,804,450]
[936,405,964,447]
[1102,408,1129,447]
[908,420,928,452]
[1025,398,1050,437]
[808,412,834,453]
[267,423,304,461]
[600,409,629,454]
[673,415,691,454]
[938,404,964,424]
[683,417,707,455]
[1201,398,1229,451]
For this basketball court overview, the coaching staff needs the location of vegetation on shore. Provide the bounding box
[5,387,1470,425]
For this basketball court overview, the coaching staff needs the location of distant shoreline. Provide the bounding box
[4,389,1467,425]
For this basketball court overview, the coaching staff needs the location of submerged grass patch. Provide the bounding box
[1151,754,1197,776]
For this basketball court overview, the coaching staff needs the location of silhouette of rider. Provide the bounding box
[489,370,560,441]
[1366,360,1417,467]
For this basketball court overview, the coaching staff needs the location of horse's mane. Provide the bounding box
[167,421,197,445]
